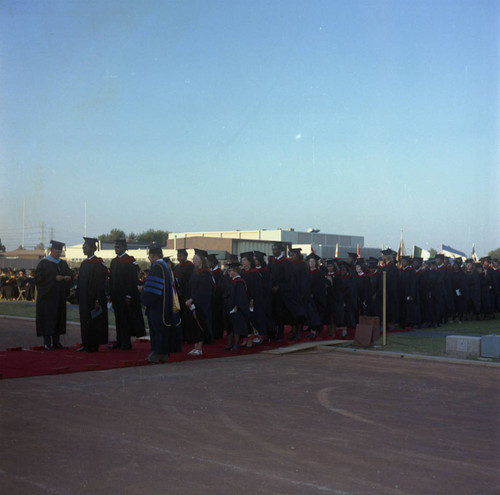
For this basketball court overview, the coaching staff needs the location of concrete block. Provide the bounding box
[481,335,500,358]
[446,335,481,358]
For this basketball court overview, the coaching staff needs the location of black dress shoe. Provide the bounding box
[76,346,87,352]
[52,343,68,350]
[118,345,132,350]
[107,343,121,349]
[223,345,233,351]
[85,347,98,353]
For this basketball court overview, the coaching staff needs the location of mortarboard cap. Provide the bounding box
[381,249,396,256]
[289,248,302,254]
[347,252,358,259]
[226,261,241,270]
[194,248,208,258]
[148,243,163,256]
[177,248,188,256]
[114,239,127,246]
[240,251,254,260]
[50,240,65,250]
[306,252,320,261]
[207,253,218,262]
[355,258,366,265]
[83,237,99,249]
[253,250,267,260]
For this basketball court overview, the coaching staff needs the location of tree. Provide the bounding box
[429,248,437,258]
[488,247,500,259]
[17,245,25,250]
[98,229,127,242]
[34,242,45,250]
[135,229,169,245]
[0,238,5,252]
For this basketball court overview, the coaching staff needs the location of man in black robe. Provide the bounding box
[35,240,73,350]
[225,262,250,352]
[398,256,420,328]
[208,253,225,340]
[140,244,182,363]
[76,237,108,352]
[174,248,194,343]
[108,239,145,350]
[269,243,306,341]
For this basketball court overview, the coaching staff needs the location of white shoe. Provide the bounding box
[188,349,197,355]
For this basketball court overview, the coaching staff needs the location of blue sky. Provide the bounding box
[1,0,498,255]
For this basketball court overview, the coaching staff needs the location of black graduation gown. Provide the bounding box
[398,266,420,327]
[269,256,306,325]
[77,257,109,349]
[382,262,399,324]
[35,257,73,337]
[464,270,481,314]
[479,269,493,315]
[325,271,344,325]
[368,270,383,319]
[342,274,357,327]
[355,273,371,317]
[416,268,433,325]
[451,268,467,318]
[141,259,182,355]
[492,268,500,312]
[442,267,455,319]
[175,261,195,343]
[228,276,250,336]
[109,254,146,344]
[431,266,447,324]
[256,265,274,336]
[186,269,214,344]
[241,268,267,334]
[211,267,225,339]
[291,261,321,328]
[310,269,327,323]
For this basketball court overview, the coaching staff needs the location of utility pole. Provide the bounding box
[40,221,45,247]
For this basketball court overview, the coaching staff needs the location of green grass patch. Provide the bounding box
[374,335,447,356]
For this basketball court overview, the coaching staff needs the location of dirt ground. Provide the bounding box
[0,317,499,495]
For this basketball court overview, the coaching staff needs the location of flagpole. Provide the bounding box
[22,198,26,248]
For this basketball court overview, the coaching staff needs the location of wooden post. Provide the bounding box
[383,270,387,346]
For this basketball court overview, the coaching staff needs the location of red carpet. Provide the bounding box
[0,328,356,380]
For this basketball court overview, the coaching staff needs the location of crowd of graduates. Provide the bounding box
[7,238,500,361]
[169,245,500,355]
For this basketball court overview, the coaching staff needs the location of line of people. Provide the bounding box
[33,239,499,360]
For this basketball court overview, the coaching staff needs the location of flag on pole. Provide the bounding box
[441,244,467,259]
[471,244,479,262]
[412,245,431,260]
[357,243,360,257]
[335,243,338,258]
[396,228,406,262]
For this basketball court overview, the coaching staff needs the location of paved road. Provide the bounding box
[1,339,498,495]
